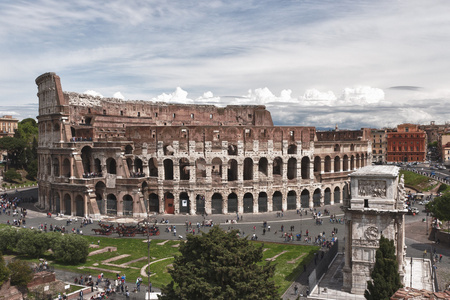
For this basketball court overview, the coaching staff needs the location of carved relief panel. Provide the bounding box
[358,180,386,198]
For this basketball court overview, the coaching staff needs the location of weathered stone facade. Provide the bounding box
[342,165,407,294]
[36,72,372,217]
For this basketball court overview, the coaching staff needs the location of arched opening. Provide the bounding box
[149,158,158,177]
[287,191,296,210]
[211,193,223,214]
[53,157,60,177]
[125,145,133,154]
[356,154,360,168]
[361,153,365,167]
[123,195,133,216]
[179,158,190,180]
[272,191,282,211]
[75,195,84,217]
[164,159,174,180]
[334,187,341,204]
[343,155,349,171]
[95,181,106,214]
[178,192,190,214]
[62,158,71,177]
[196,158,207,179]
[288,144,297,154]
[64,193,71,215]
[301,190,310,208]
[81,146,92,174]
[227,159,238,181]
[149,193,159,213]
[106,158,116,174]
[227,193,238,213]
[301,157,310,179]
[196,194,205,214]
[313,189,321,207]
[212,157,223,182]
[135,158,143,174]
[273,157,282,176]
[258,192,268,212]
[94,158,102,174]
[287,158,297,180]
[314,156,321,173]
[324,188,331,205]
[334,156,340,172]
[243,158,253,180]
[325,156,331,173]
[228,144,238,155]
[334,144,340,152]
[243,193,253,213]
[258,157,268,177]
[350,155,355,170]
[106,194,117,215]
[164,192,175,214]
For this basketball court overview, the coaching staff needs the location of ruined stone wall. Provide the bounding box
[36,72,371,217]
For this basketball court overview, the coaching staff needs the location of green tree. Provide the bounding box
[15,118,38,145]
[0,137,26,169]
[438,184,448,194]
[7,259,33,288]
[364,236,402,300]
[426,192,450,221]
[52,234,89,264]
[16,229,49,258]
[3,168,22,182]
[0,254,10,287]
[0,227,19,253]
[159,226,279,300]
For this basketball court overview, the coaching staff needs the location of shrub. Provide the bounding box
[7,260,33,288]
[3,168,21,182]
[53,234,89,264]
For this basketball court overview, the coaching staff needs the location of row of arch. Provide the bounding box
[50,182,349,216]
[45,145,367,180]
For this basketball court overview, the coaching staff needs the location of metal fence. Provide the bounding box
[308,241,339,292]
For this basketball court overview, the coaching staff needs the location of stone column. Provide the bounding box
[223,196,228,214]
[321,158,325,174]
[238,192,244,214]
[189,192,196,215]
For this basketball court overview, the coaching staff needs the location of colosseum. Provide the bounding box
[36,72,372,218]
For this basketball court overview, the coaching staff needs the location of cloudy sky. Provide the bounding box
[1,0,449,129]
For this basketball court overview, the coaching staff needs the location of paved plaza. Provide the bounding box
[1,187,449,299]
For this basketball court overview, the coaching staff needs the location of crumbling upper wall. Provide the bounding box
[65,91,273,127]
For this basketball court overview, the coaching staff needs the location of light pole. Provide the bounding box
[145,197,152,300]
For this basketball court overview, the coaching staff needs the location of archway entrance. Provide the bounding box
[211,193,223,214]
[64,194,71,215]
[164,192,174,214]
[107,194,117,215]
[324,188,331,205]
[123,195,133,216]
[196,195,205,214]
[258,192,268,212]
[243,193,253,213]
[149,193,159,213]
[272,191,282,211]
[287,191,296,210]
[227,193,238,213]
[313,189,321,207]
[334,187,341,204]
[179,192,190,214]
[301,190,309,208]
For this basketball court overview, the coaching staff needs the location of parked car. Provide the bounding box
[408,207,420,215]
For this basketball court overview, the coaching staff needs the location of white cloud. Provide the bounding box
[83,90,103,98]
[113,92,124,100]
[300,89,337,106]
[339,86,385,105]
[152,87,193,104]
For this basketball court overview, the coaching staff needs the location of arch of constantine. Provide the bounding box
[36,72,372,217]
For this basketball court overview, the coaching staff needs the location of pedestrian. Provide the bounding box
[294,285,298,295]
[440,254,443,262]
[79,290,83,300]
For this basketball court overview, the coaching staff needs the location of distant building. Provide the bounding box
[419,121,450,145]
[371,129,388,163]
[387,124,427,163]
[440,133,450,167]
[0,115,18,138]
[0,115,19,161]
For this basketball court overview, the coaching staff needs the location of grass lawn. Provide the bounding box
[0,224,320,295]
[38,234,318,295]
[400,170,437,191]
